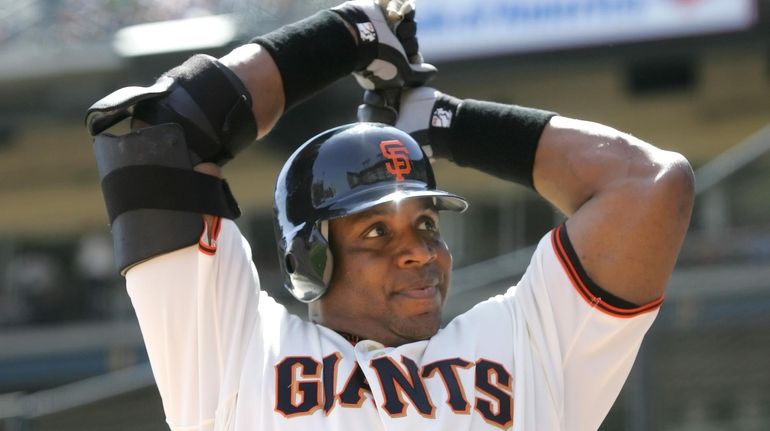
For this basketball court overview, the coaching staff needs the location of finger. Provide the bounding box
[357,103,398,124]
[398,1,415,17]
[395,20,417,41]
[380,87,403,111]
[400,36,419,59]
[379,0,415,28]
[381,0,403,27]
[409,52,424,64]
[394,12,419,62]
[362,89,386,106]
[405,63,438,86]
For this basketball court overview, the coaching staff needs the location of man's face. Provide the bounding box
[312,198,453,347]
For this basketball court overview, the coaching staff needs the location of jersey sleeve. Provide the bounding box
[507,224,662,430]
[125,217,267,430]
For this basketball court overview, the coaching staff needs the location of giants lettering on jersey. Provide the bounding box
[274,354,513,429]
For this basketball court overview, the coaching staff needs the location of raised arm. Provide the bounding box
[85,0,434,274]
[220,0,436,140]
[217,44,285,139]
[533,116,693,304]
[383,87,694,305]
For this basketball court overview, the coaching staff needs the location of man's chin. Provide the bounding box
[392,312,442,343]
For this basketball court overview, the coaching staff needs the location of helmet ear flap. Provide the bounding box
[318,220,334,287]
[282,222,333,302]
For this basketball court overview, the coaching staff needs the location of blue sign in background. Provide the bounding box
[416,0,757,60]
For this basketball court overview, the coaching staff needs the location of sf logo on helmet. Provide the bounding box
[379,140,412,181]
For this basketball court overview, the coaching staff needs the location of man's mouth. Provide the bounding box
[398,284,437,299]
[395,274,441,299]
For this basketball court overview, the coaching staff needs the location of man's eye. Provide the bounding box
[418,218,438,232]
[364,225,387,238]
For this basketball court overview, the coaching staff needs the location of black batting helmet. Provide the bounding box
[273,122,468,302]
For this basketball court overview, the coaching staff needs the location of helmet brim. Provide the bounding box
[324,183,468,219]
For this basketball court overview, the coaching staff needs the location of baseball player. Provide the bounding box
[85,0,694,430]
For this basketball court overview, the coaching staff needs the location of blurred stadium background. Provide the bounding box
[1,0,769,429]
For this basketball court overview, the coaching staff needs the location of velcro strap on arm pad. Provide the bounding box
[86,77,175,136]
[94,123,242,273]
[101,166,241,224]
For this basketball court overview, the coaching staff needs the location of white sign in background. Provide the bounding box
[416,0,758,61]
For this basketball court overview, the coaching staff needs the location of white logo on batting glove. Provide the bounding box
[357,22,376,42]
[431,108,453,128]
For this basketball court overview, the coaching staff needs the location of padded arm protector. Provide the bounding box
[94,124,240,274]
[86,55,257,166]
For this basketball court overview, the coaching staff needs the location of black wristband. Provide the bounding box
[251,10,375,111]
[434,98,556,190]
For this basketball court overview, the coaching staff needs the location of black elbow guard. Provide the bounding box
[86,54,257,166]
[85,55,256,273]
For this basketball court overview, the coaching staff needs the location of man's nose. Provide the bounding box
[396,230,437,268]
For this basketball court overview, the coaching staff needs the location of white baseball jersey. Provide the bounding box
[126,217,661,431]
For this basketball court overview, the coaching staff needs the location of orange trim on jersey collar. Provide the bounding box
[551,225,663,318]
[336,331,363,345]
[198,216,222,255]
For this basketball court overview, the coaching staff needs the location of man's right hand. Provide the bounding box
[358,86,458,160]
[333,0,437,90]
